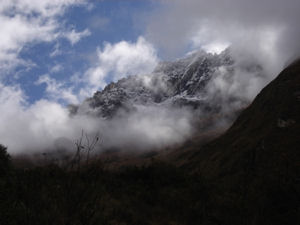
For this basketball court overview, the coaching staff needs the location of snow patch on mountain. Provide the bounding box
[70,48,264,151]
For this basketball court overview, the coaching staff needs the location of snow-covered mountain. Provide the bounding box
[71,48,263,134]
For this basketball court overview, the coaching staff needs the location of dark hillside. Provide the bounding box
[184,59,300,177]
[177,60,300,224]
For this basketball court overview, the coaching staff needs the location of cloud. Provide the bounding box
[0,1,168,154]
[0,0,93,152]
[0,82,99,153]
[147,0,300,72]
[63,28,91,45]
[0,82,194,153]
[3,0,298,156]
[203,63,266,117]
[34,37,159,104]
[98,105,194,150]
[36,74,79,104]
[201,42,230,54]
[0,0,86,17]
[50,64,63,73]
[144,0,300,121]
[0,32,194,154]
[50,42,62,58]
[0,0,89,74]
[83,36,158,95]
[0,13,56,73]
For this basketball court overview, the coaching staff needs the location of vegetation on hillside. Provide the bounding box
[0,143,298,225]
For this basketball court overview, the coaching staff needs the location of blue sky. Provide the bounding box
[1,0,161,104]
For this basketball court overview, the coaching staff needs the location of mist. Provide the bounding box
[145,0,300,131]
[0,82,195,154]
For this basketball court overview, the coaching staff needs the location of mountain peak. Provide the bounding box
[75,49,235,119]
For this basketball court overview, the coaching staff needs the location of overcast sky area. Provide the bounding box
[0,0,299,153]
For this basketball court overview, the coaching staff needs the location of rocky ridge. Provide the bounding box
[74,49,234,117]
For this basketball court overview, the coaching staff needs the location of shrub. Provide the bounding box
[0,144,11,176]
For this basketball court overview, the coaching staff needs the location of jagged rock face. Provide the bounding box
[74,49,236,119]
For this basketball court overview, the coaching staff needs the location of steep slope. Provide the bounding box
[184,59,300,176]
[176,60,300,225]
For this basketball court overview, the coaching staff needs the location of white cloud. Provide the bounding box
[202,42,230,54]
[50,42,62,58]
[50,64,63,73]
[35,35,159,105]
[0,13,56,72]
[0,0,87,18]
[36,74,79,104]
[0,2,196,154]
[63,28,91,45]
[83,37,158,95]
[0,82,99,153]
[97,105,194,150]
[45,37,159,102]
[147,0,300,74]
[0,0,88,74]
[0,81,195,153]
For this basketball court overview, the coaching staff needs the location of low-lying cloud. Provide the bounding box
[0,83,194,153]
[97,105,194,151]
[0,84,99,153]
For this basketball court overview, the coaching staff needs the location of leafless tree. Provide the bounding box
[72,130,101,171]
